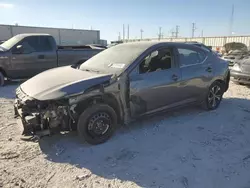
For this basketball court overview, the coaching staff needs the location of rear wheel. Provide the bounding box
[0,72,4,86]
[203,81,224,110]
[77,104,117,145]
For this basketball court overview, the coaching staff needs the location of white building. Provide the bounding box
[124,36,250,51]
[0,24,107,45]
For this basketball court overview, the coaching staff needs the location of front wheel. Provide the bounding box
[203,81,224,110]
[77,104,117,145]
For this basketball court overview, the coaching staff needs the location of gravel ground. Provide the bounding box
[1,82,250,188]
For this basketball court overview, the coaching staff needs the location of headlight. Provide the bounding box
[232,63,241,72]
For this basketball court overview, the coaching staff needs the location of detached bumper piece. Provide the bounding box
[231,70,250,85]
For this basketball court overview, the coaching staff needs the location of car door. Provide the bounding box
[177,45,214,102]
[38,36,57,73]
[10,36,57,79]
[10,36,39,78]
[128,46,182,117]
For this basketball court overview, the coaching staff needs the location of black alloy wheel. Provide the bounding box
[77,104,117,145]
[87,112,111,137]
[205,81,224,110]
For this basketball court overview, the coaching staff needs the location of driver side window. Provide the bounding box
[14,36,39,54]
[139,48,173,74]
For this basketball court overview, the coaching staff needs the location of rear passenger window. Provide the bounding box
[178,48,206,67]
[39,36,53,51]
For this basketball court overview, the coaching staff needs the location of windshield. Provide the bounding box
[79,43,149,74]
[0,35,24,50]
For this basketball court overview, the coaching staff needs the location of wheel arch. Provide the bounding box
[74,93,123,125]
[213,79,227,91]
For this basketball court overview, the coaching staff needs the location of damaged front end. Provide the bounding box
[14,87,74,137]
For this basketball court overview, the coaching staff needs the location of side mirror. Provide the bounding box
[16,45,22,50]
[12,45,23,54]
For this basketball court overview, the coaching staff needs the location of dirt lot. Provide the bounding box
[1,82,250,188]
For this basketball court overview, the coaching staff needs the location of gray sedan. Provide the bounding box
[14,42,230,144]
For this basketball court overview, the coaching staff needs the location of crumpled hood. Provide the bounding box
[20,66,113,101]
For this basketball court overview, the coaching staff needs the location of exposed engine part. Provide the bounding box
[43,105,69,130]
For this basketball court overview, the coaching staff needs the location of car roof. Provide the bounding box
[117,41,205,50]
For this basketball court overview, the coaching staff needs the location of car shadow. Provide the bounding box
[0,81,20,99]
[38,97,250,188]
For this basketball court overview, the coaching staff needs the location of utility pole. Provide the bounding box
[127,24,130,40]
[158,27,162,40]
[118,32,121,41]
[123,24,125,40]
[171,31,175,37]
[201,30,204,37]
[175,25,179,38]
[229,4,234,35]
[170,28,175,38]
[140,29,144,40]
[192,23,196,38]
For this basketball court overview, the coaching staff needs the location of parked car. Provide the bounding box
[230,54,250,85]
[0,33,104,86]
[221,49,248,68]
[14,41,230,145]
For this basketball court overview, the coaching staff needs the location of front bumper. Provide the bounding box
[230,70,250,84]
[14,99,50,136]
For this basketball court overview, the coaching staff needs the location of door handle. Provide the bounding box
[206,67,212,72]
[172,74,179,81]
[38,55,45,59]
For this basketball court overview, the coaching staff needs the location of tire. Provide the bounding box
[203,81,224,110]
[0,72,4,86]
[77,104,117,145]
